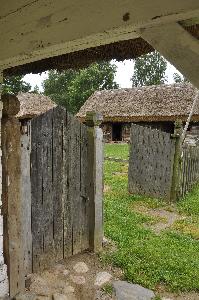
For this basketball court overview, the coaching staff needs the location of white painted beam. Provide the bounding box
[140,22,199,89]
[0,0,199,70]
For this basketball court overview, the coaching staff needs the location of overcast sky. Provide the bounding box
[23,59,181,92]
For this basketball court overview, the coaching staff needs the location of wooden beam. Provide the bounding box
[0,0,199,70]
[85,112,104,252]
[1,95,25,297]
[140,22,199,89]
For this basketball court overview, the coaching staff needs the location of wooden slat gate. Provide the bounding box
[2,100,103,296]
[128,124,177,201]
[30,106,91,273]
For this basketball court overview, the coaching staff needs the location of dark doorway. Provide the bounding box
[112,123,122,141]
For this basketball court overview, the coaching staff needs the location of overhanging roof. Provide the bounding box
[0,1,199,88]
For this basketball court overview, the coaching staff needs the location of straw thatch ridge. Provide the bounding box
[17,92,56,119]
[77,83,199,123]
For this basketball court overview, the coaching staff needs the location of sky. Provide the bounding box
[23,59,182,92]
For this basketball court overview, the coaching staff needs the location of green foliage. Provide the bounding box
[178,183,199,216]
[43,62,118,114]
[32,85,40,94]
[131,51,167,87]
[102,283,113,296]
[173,72,189,83]
[103,144,199,292]
[3,75,31,95]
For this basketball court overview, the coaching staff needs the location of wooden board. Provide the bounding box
[21,122,32,276]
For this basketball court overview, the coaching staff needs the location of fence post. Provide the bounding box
[170,120,183,202]
[1,94,25,297]
[85,111,104,252]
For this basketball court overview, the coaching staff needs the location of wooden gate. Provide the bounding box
[30,106,97,272]
[2,96,103,297]
[128,124,177,201]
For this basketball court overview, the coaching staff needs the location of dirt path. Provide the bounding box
[132,203,184,234]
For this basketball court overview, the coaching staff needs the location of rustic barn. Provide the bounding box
[77,83,199,142]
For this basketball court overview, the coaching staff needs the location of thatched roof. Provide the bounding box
[17,93,56,119]
[3,23,198,77]
[77,83,199,123]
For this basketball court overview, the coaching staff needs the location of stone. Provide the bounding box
[113,281,155,300]
[53,294,76,300]
[15,292,37,300]
[63,270,70,276]
[63,286,75,294]
[70,275,86,285]
[102,237,109,247]
[73,262,89,274]
[94,272,112,287]
[54,264,66,274]
[25,274,32,289]
[35,296,51,300]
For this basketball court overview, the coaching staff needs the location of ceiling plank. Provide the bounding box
[0,0,199,70]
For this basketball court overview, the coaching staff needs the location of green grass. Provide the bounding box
[104,143,129,160]
[178,183,199,216]
[103,143,199,293]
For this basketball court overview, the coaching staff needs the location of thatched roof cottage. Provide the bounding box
[77,83,199,142]
[17,92,56,120]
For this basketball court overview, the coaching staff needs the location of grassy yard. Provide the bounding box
[104,143,129,160]
[103,143,199,294]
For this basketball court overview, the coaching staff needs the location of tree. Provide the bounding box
[43,62,118,114]
[2,75,31,95]
[173,72,189,83]
[32,85,40,94]
[131,51,167,87]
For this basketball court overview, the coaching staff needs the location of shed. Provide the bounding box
[77,83,199,142]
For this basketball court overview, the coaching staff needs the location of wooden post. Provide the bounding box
[1,94,25,297]
[85,111,104,252]
[170,120,183,202]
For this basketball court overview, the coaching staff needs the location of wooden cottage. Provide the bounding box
[77,83,199,142]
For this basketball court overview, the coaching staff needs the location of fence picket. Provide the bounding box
[179,144,199,198]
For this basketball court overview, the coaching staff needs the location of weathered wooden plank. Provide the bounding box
[20,121,32,276]
[69,115,81,255]
[31,115,44,273]
[80,124,90,251]
[52,107,66,261]
[41,109,54,270]
[63,112,72,258]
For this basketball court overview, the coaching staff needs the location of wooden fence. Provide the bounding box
[1,95,103,297]
[180,145,199,198]
[128,123,199,202]
[128,124,176,201]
